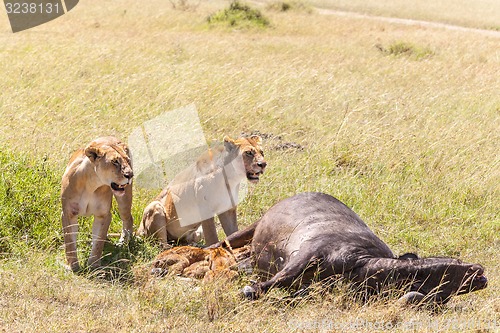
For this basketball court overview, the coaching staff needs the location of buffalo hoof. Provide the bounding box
[242,285,257,300]
[398,291,426,305]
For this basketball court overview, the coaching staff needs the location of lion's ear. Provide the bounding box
[84,143,103,162]
[123,145,131,157]
[117,142,133,162]
[224,136,237,151]
[249,135,262,145]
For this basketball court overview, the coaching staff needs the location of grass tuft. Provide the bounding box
[207,1,270,29]
[168,0,200,11]
[266,0,314,13]
[376,41,434,60]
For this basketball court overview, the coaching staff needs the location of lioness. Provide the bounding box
[150,245,239,282]
[138,135,266,247]
[61,136,134,272]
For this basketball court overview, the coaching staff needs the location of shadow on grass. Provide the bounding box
[76,236,160,284]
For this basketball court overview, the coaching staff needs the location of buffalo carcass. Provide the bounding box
[213,192,487,304]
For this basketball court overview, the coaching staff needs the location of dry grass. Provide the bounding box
[0,0,499,331]
[1,252,497,332]
[1,252,498,332]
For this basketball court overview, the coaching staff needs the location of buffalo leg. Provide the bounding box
[243,250,319,299]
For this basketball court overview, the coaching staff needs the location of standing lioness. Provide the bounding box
[138,135,266,247]
[61,136,134,272]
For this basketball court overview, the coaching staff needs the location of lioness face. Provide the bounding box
[85,141,134,196]
[225,135,267,184]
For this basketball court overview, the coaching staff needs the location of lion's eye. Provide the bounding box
[259,150,264,157]
[112,159,120,166]
[245,151,254,157]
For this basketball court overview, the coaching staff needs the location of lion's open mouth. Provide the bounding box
[111,182,128,193]
[247,171,262,182]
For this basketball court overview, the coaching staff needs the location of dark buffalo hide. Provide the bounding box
[213,192,487,304]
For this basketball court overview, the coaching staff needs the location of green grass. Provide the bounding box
[376,41,434,60]
[0,150,61,254]
[0,0,499,331]
[207,1,270,29]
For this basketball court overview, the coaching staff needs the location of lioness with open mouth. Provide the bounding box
[138,135,266,247]
[61,136,134,272]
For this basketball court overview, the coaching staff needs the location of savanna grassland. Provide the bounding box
[0,0,499,332]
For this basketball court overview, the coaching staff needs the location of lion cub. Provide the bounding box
[138,135,266,247]
[150,245,239,282]
[61,136,134,272]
